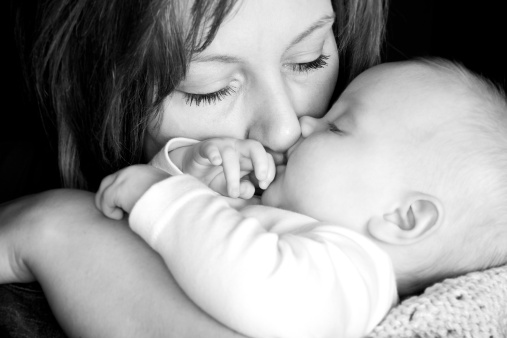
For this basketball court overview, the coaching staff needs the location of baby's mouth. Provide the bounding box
[267,150,288,166]
[275,164,286,176]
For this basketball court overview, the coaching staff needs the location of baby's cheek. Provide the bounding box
[260,178,282,207]
[277,169,309,209]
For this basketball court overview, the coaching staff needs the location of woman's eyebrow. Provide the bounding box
[286,13,336,49]
[192,54,243,64]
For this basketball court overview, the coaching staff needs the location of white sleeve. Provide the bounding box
[129,175,398,338]
[148,137,199,175]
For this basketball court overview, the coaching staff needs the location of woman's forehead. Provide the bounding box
[192,0,335,58]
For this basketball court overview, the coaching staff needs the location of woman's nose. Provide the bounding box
[299,115,327,138]
[247,84,301,154]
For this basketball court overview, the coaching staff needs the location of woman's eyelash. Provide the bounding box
[290,54,330,73]
[184,86,236,106]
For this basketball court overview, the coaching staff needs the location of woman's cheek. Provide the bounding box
[301,56,339,118]
[154,93,241,139]
[295,75,338,118]
[144,92,252,160]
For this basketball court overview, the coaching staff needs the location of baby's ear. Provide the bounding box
[367,194,443,245]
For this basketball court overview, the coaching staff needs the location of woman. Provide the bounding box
[0,0,388,336]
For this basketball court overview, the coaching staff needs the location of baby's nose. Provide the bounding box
[299,116,326,138]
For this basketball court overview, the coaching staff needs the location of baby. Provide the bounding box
[96,58,507,338]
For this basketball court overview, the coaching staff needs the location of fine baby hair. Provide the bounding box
[372,58,507,295]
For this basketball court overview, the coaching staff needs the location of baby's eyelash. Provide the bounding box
[290,54,330,73]
[184,86,236,106]
[328,122,343,134]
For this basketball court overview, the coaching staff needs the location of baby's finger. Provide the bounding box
[259,152,276,190]
[95,173,117,211]
[240,140,269,182]
[221,147,241,198]
[200,142,223,166]
[208,174,229,197]
[238,180,255,199]
[105,207,124,220]
[99,184,125,220]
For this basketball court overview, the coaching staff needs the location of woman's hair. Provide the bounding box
[21,0,389,190]
[333,0,388,87]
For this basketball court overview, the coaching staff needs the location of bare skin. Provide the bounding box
[0,190,247,338]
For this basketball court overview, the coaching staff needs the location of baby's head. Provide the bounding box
[262,58,507,295]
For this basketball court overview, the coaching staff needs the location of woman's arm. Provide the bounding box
[0,189,247,338]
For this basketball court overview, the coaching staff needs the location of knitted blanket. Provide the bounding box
[368,264,507,338]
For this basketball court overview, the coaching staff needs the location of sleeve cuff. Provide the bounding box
[149,137,200,176]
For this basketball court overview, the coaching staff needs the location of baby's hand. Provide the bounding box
[95,165,170,220]
[182,138,276,199]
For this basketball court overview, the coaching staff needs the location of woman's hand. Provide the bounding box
[0,189,249,337]
[0,193,41,284]
[0,189,103,284]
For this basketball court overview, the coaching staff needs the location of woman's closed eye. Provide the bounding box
[287,54,330,73]
[183,86,237,106]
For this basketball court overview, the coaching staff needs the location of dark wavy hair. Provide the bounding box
[18,0,388,190]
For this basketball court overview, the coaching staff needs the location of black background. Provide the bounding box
[385,0,506,87]
[2,0,506,203]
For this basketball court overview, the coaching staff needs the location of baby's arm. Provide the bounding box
[130,175,398,338]
[158,137,276,199]
[96,138,275,219]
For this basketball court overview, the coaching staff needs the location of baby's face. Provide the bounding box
[261,62,453,233]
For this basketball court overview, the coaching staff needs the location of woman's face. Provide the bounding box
[144,0,339,162]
